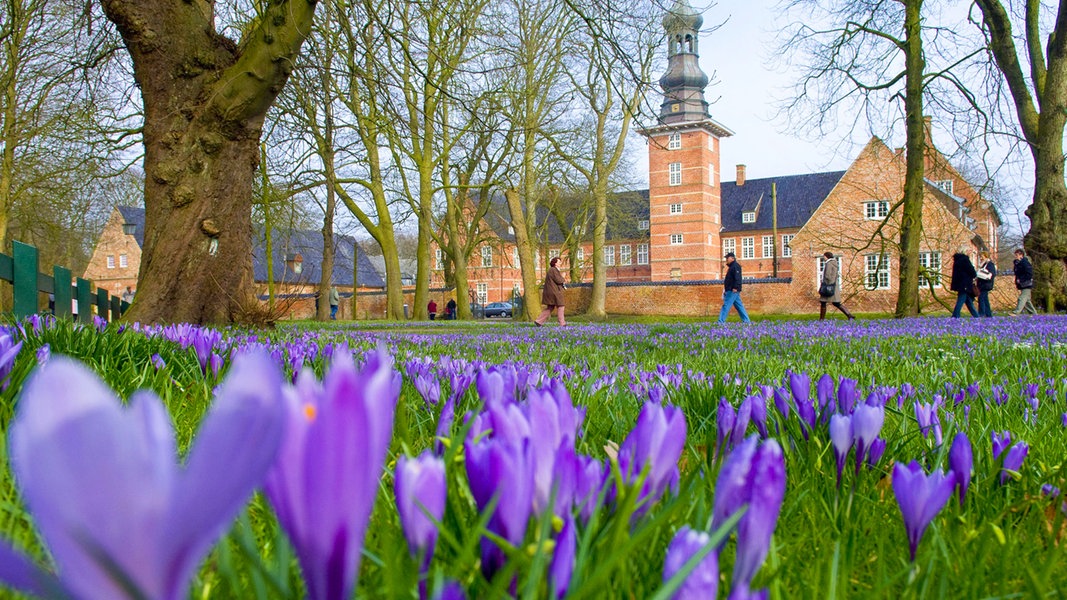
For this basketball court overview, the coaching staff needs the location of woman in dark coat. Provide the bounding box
[534,257,567,326]
[818,252,854,320]
[950,249,978,318]
[975,252,996,317]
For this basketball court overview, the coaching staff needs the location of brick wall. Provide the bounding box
[83,208,141,297]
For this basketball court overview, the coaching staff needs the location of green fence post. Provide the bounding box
[76,278,91,323]
[96,288,108,321]
[12,241,39,318]
[110,296,121,322]
[53,266,72,319]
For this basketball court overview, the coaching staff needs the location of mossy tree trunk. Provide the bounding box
[101,0,316,324]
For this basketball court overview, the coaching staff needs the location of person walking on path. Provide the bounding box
[446,298,457,320]
[329,285,340,320]
[428,299,437,320]
[534,257,567,326]
[718,252,751,323]
[950,249,979,318]
[1011,248,1037,315]
[976,252,997,317]
[818,252,854,320]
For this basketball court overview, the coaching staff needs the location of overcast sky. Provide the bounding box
[629,0,1033,235]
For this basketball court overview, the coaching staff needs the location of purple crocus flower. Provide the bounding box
[829,414,852,485]
[618,402,686,508]
[851,403,884,475]
[731,399,752,447]
[717,398,736,455]
[867,438,887,468]
[151,353,166,371]
[772,387,791,420]
[549,515,577,599]
[837,377,859,415]
[465,430,535,576]
[730,439,785,599]
[991,431,1011,460]
[744,394,768,438]
[892,461,955,561]
[948,433,972,506]
[34,344,49,366]
[1000,442,1029,485]
[816,374,836,422]
[264,348,400,600]
[395,451,447,565]
[0,354,285,600]
[788,372,810,408]
[662,526,718,600]
[0,332,23,389]
[574,455,608,523]
[433,581,468,600]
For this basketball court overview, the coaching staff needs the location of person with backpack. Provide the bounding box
[1011,248,1037,316]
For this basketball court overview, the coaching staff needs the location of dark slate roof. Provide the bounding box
[481,189,651,245]
[116,206,384,288]
[720,171,846,232]
[116,205,146,247]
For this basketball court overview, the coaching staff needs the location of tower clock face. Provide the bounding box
[671,103,680,112]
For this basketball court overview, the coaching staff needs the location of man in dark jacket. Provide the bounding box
[718,252,751,323]
[949,249,978,318]
[1011,248,1037,315]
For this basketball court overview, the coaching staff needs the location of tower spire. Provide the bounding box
[658,0,710,124]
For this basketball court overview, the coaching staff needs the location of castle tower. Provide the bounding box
[640,0,732,281]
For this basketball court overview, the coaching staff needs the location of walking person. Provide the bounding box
[428,298,438,320]
[976,252,996,317]
[718,252,751,323]
[950,248,979,318]
[446,298,457,320]
[534,257,567,326]
[1011,248,1037,315]
[329,285,340,320]
[818,252,854,320]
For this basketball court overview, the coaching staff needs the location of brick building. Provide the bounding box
[435,0,1000,313]
[84,206,386,318]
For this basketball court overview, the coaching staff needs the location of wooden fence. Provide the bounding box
[4,241,128,322]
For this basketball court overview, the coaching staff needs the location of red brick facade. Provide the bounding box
[83,209,141,298]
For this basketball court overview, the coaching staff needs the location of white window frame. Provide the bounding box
[435,248,443,269]
[741,237,755,259]
[119,254,128,268]
[709,163,716,185]
[667,132,681,150]
[107,255,115,269]
[818,256,843,287]
[637,243,649,265]
[762,235,774,258]
[670,203,683,215]
[781,234,794,258]
[476,283,488,304]
[918,251,942,288]
[620,244,632,266]
[670,233,683,245]
[742,212,756,224]
[481,246,493,267]
[669,162,682,186]
[638,219,650,231]
[723,238,736,256]
[512,247,519,267]
[865,253,891,290]
[549,249,560,260]
[605,245,615,266]
[575,247,584,266]
[934,180,954,195]
[864,201,890,220]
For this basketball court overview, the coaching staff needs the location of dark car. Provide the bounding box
[483,302,513,318]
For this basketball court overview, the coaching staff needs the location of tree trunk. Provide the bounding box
[588,182,608,319]
[893,0,925,318]
[505,188,541,321]
[101,0,315,324]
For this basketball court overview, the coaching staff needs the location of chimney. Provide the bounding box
[922,115,933,143]
[736,164,746,186]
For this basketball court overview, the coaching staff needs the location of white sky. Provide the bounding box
[630,0,1034,235]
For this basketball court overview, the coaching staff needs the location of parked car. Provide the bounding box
[483,302,513,318]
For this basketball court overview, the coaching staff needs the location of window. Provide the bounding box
[107,255,115,269]
[575,248,584,266]
[669,162,682,186]
[742,212,756,224]
[709,163,716,185]
[574,224,586,237]
[605,245,615,266]
[918,251,942,288]
[762,235,774,258]
[620,244,632,266]
[637,243,649,265]
[670,203,683,215]
[119,254,128,268]
[781,234,794,258]
[549,249,560,260]
[934,180,954,195]
[512,247,519,267]
[864,201,890,220]
[638,219,650,231]
[481,246,492,267]
[741,237,755,259]
[865,254,891,289]
[476,283,488,304]
[507,225,515,235]
[723,238,736,256]
[668,132,681,150]
[670,234,683,245]
[435,249,443,269]
[670,268,682,280]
